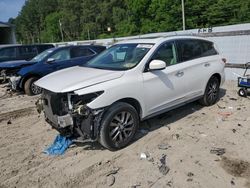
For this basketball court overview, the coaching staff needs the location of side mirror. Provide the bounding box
[149,60,166,71]
[46,58,55,64]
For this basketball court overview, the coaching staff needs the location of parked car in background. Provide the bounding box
[35,36,226,150]
[9,45,106,95]
[0,44,54,63]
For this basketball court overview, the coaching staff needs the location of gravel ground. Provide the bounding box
[0,81,250,188]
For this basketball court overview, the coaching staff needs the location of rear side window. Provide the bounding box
[0,47,17,58]
[36,45,54,53]
[71,47,95,58]
[176,39,218,62]
[19,46,37,56]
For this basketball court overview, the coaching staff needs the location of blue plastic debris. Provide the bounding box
[44,134,73,155]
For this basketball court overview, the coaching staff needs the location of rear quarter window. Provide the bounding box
[71,47,95,58]
[176,39,218,62]
[0,47,17,58]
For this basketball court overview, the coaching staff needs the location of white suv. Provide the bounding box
[36,36,225,150]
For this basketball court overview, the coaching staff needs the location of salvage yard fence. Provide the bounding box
[54,23,250,80]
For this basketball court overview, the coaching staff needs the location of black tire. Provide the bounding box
[199,76,220,106]
[238,88,247,97]
[24,77,42,96]
[99,102,139,150]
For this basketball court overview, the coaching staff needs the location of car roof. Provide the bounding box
[116,35,213,45]
[0,44,54,49]
[54,45,105,50]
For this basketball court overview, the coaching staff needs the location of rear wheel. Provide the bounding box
[238,88,247,97]
[24,77,42,96]
[99,102,139,150]
[199,76,220,106]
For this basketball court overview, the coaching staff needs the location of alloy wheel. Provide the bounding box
[109,111,134,144]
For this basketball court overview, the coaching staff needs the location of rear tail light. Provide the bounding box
[222,58,227,64]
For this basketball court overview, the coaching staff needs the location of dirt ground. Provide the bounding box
[0,81,250,188]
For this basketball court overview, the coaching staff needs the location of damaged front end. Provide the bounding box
[36,90,105,141]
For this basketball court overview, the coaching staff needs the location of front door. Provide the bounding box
[142,41,187,116]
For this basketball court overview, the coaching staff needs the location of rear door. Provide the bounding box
[175,39,219,98]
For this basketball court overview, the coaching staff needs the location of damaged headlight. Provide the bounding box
[69,91,104,116]
[9,76,21,90]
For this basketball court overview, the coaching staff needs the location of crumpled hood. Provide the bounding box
[0,60,36,69]
[35,66,125,93]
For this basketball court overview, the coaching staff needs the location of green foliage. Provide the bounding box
[14,0,250,43]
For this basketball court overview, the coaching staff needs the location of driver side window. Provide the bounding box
[50,49,70,62]
[151,42,177,66]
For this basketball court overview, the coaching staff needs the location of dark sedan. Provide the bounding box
[6,45,106,95]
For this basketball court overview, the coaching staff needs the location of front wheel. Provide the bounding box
[199,76,220,106]
[24,77,42,96]
[99,102,139,150]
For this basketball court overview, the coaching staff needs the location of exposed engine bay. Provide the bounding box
[36,90,105,141]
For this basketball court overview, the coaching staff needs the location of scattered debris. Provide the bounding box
[140,152,149,160]
[131,183,141,188]
[231,178,235,186]
[158,143,171,150]
[229,97,237,101]
[218,112,233,121]
[106,167,120,176]
[172,134,180,140]
[166,180,173,187]
[43,134,73,155]
[158,154,170,175]
[106,175,115,186]
[217,104,226,109]
[210,147,226,156]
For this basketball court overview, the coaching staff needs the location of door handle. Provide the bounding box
[175,71,184,77]
[204,63,210,67]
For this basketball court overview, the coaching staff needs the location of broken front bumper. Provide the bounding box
[37,90,104,140]
[9,76,21,90]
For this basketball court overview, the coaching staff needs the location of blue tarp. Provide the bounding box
[44,134,73,155]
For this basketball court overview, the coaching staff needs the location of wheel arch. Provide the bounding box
[20,73,41,89]
[114,98,142,120]
[211,73,221,85]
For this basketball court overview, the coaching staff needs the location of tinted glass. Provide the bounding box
[151,42,177,66]
[50,49,70,61]
[177,39,218,62]
[71,47,95,58]
[86,43,153,70]
[36,45,54,53]
[0,47,16,58]
[200,40,218,57]
[19,46,37,55]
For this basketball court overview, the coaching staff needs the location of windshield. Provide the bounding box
[85,43,153,70]
[30,48,54,62]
